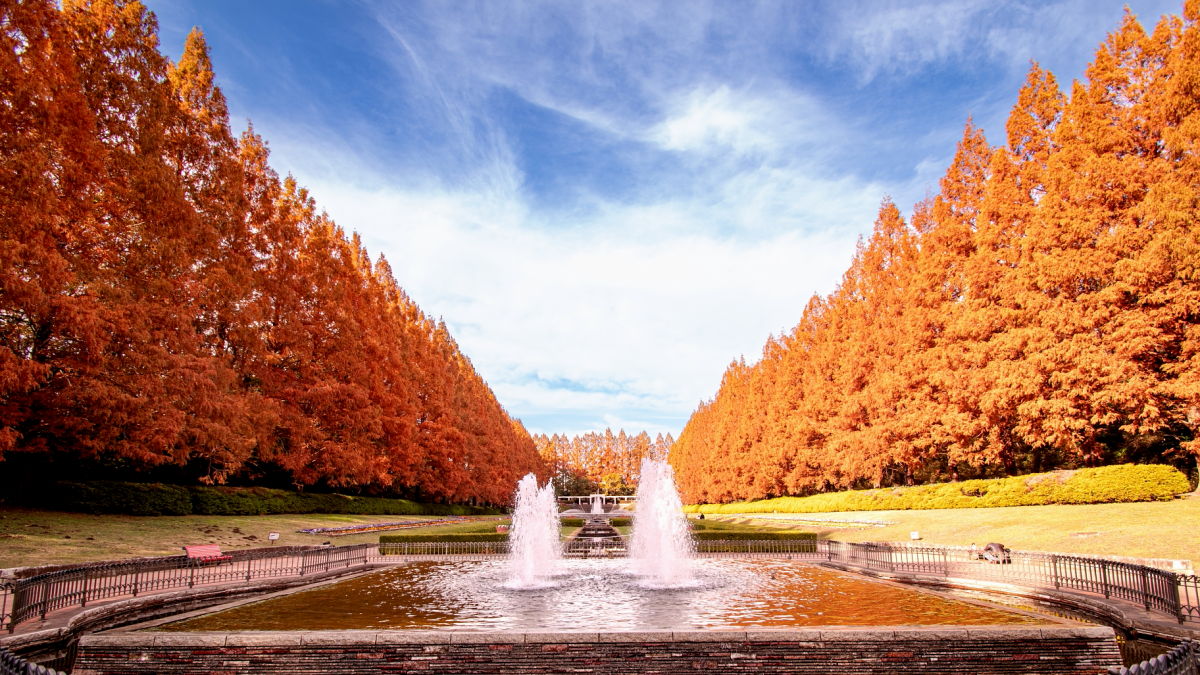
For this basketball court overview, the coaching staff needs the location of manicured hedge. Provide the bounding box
[49,481,194,516]
[38,481,500,516]
[685,464,1191,514]
[560,518,585,527]
[691,531,817,541]
[379,533,508,543]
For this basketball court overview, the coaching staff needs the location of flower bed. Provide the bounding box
[297,517,470,536]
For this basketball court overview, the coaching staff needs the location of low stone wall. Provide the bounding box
[75,627,1121,674]
[0,566,383,666]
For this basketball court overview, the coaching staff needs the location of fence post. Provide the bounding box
[80,570,89,608]
[1140,567,1151,611]
[1101,561,1109,599]
[1168,573,1184,623]
[1052,555,1060,590]
[132,565,140,597]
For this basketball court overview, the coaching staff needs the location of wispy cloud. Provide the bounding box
[281,169,860,436]
[148,0,1187,436]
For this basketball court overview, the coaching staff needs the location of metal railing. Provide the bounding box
[2,539,1197,635]
[1109,641,1199,675]
[814,541,1194,623]
[2,544,376,632]
[376,541,506,558]
[0,646,66,675]
[695,539,820,556]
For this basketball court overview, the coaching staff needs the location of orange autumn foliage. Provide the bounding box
[671,4,1200,504]
[533,429,673,492]
[0,0,543,503]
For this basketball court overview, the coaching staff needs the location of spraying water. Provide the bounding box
[506,473,562,588]
[590,494,604,514]
[628,458,694,587]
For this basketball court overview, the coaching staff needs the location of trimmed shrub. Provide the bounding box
[685,464,1191,514]
[560,518,585,527]
[608,517,632,527]
[50,481,193,516]
[35,481,501,516]
[691,530,817,541]
[379,533,507,543]
[190,485,308,515]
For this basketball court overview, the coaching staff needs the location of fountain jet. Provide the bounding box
[506,473,561,588]
[628,458,694,587]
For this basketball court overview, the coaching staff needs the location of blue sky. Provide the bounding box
[147,0,1182,437]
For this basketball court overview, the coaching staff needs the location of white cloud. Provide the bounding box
[238,0,1130,438]
[821,0,1181,85]
[827,1,991,81]
[280,169,861,437]
[238,3,895,438]
[652,86,776,154]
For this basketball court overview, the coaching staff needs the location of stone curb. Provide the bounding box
[78,624,1116,647]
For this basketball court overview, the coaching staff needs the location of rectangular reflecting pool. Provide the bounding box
[156,558,1058,632]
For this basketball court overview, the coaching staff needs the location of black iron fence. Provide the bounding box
[695,538,820,556]
[0,646,65,675]
[376,541,505,558]
[2,539,1197,636]
[2,544,375,632]
[1109,640,1200,675]
[813,541,1194,624]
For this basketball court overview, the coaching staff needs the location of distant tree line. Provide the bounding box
[671,5,1200,504]
[0,0,545,504]
[533,429,674,495]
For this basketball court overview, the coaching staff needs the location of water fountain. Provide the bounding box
[124,462,1110,675]
[505,473,561,588]
[628,457,694,587]
[154,462,1065,637]
[589,493,604,514]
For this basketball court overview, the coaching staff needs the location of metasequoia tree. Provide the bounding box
[670,4,1200,503]
[0,0,543,502]
[533,429,671,493]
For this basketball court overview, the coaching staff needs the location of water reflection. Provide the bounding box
[160,559,1050,632]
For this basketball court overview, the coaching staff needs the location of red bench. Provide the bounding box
[183,544,232,565]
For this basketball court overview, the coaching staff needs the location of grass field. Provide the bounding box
[2,496,1196,568]
[698,495,1200,563]
[0,510,507,568]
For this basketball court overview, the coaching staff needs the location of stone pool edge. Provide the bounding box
[73,626,1123,674]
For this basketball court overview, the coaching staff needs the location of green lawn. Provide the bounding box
[2,497,1196,568]
[697,495,1200,562]
[0,509,506,568]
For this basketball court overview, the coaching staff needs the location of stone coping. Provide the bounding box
[82,625,1115,648]
[818,561,1200,643]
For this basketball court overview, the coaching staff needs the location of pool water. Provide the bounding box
[159,558,1053,632]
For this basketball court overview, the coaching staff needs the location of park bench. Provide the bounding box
[183,544,232,565]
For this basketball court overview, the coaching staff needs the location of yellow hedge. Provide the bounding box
[684,464,1190,514]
